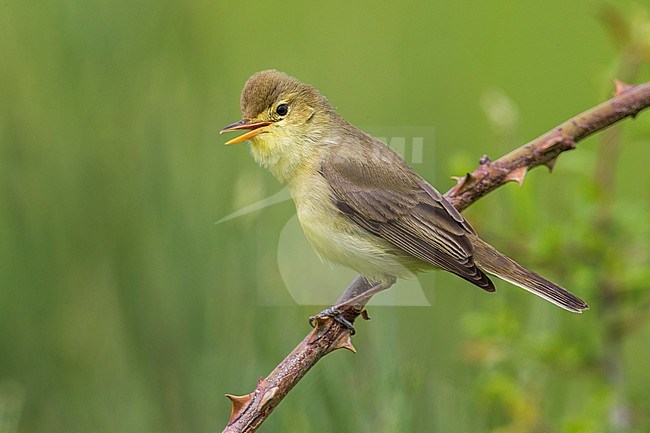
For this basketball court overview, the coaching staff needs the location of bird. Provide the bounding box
[221,69,588,317]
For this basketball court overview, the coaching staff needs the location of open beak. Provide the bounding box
[220,120,273,145]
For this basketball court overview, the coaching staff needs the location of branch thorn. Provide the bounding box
[226,392,254,424]
[543,157,558,172]
[613,79,633,96]
[331,332,357,354]
[450,172,480,195]
[504,166,527,186]
[307,315,333,343]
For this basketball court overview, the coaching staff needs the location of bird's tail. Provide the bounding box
[470,235,589,313]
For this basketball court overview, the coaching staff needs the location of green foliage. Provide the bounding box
[1,1,649,432]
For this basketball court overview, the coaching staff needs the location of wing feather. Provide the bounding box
[320,146,494,292]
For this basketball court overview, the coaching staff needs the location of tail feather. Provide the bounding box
[470,235,589,313]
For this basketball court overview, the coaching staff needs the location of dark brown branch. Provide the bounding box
[445,81,650,211]
[221,81,650,433]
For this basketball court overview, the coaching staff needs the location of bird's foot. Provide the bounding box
[309,306,356,335]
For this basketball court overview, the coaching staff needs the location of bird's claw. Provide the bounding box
[309,306,356,335]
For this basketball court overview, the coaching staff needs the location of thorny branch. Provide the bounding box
[221,81,650,433]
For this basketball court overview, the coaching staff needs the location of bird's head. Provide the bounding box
[221,70,334,183]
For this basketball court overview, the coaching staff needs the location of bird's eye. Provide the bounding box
[276,103,289,116]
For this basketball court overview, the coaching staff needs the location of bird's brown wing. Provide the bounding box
[320,147,495,291]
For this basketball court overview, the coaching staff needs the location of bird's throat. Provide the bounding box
[249,135,318,185]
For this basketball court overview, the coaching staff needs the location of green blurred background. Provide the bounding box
[1,0,650,432]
